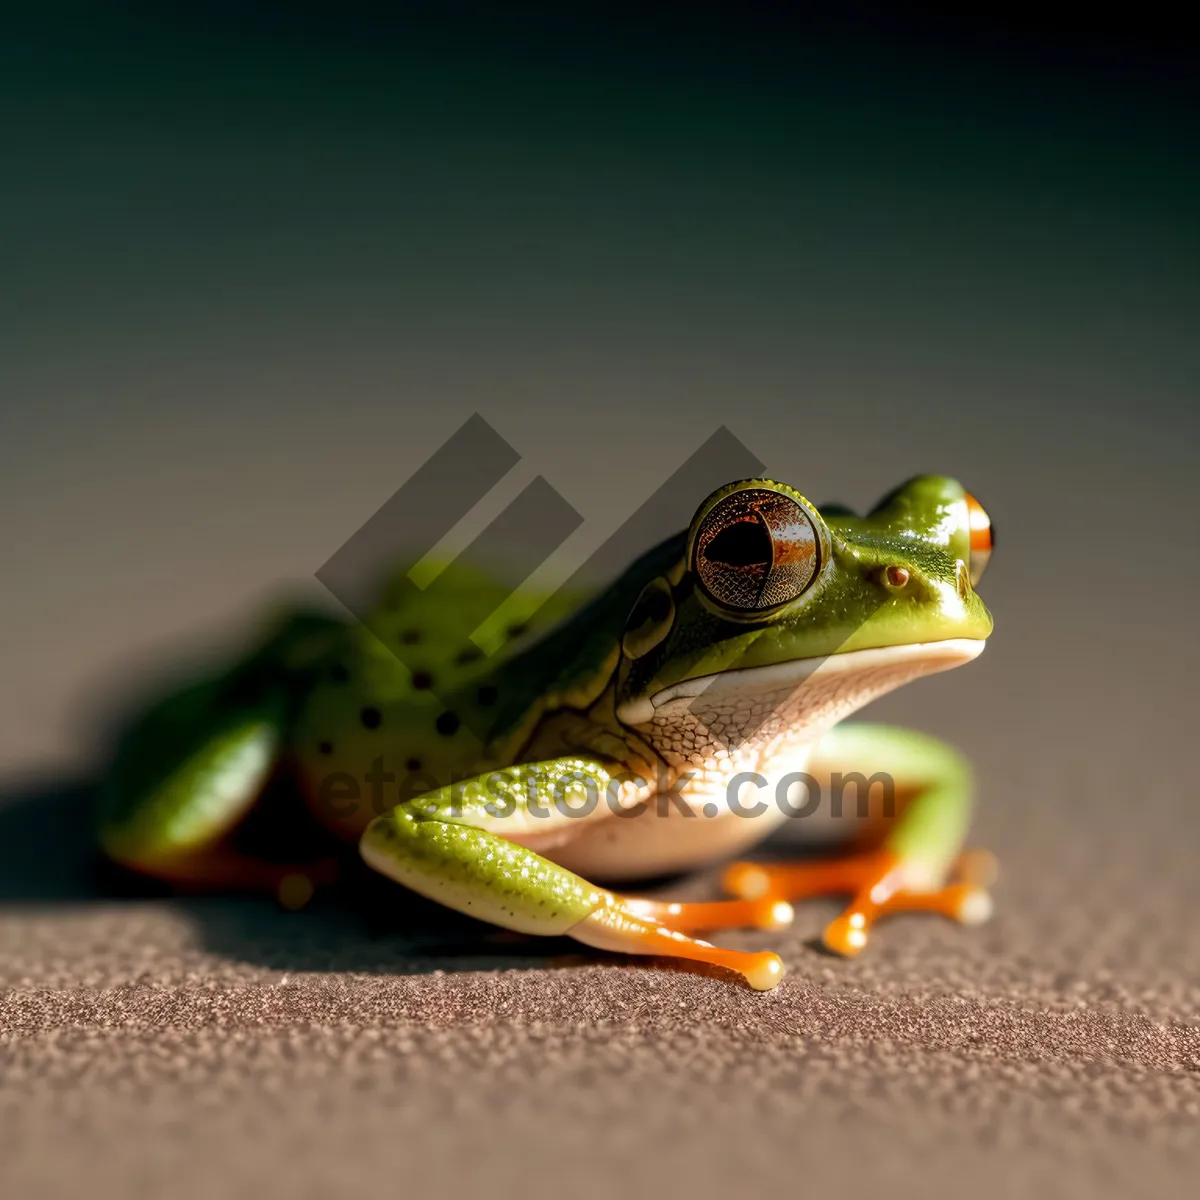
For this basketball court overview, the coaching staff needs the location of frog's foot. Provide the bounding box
[821,874,994,957]
[617,895,795,934]
[572,902,785,991]
[270,858,344,911]
[951,847,999,888]
[721,849,995,957]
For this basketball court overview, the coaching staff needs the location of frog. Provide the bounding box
[96,474,996,991]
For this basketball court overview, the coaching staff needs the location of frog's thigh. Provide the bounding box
[97,609,351,901]
[723,722,996,956]
[97,689,304,895]
[359,758,784,990]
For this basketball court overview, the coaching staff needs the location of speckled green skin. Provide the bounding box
[361,760,615,936]
[96,475,993,940]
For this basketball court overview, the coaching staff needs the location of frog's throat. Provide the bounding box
[615,638,986,728]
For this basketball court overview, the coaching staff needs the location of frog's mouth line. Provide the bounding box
[621,638,986,723]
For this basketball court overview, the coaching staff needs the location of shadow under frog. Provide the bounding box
[0,768,822,979]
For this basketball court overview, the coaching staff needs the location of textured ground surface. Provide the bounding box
[2,769,1197,1200]
[3,12,1199,1198]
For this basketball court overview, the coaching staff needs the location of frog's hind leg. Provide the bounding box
[96,610,346,906]
[721,723,996,956]
[359,758,785,990]
[613,895,796,935]
[569,902,784,991]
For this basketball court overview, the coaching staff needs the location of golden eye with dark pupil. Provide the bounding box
[704,520,772,568]
[695,489,820,613]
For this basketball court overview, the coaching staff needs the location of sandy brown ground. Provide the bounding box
[2,764,1197,1200]
[3,16,1199,1196]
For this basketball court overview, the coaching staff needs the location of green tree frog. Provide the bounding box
[97,475,996,991]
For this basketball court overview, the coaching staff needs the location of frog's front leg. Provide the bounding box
[722,723,997,956]
[359,757,785,991]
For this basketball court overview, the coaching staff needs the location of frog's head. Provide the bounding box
[614,476,994,764]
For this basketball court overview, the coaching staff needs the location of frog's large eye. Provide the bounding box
[964,492,994,586]
[692,487,821,614]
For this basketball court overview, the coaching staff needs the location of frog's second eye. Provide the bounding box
[693,489,820,614]
[964,492,994,586]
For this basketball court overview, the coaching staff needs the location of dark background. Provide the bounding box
[2,7,1198,1199]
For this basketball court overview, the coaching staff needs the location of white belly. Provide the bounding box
[542,759,806,882]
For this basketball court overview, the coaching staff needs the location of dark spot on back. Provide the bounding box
[435,711,460,736]
[360,706,382,730]
[476,684,498,706]
[506,622,528,639]
[455,646,484,665]
[406,756,422,771]
[400,628,421,645]
[318,741,333,755]
[411,670,433,690]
